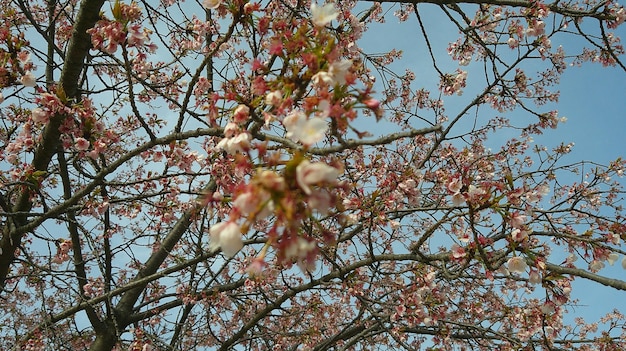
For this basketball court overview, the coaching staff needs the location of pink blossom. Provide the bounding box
[529,270,541,284]
[363,98,380,110]
[209,221,244,257]
[223,122,238,138]
[328,59,353,85]
[126,24,146,47]
[507,37,518,49]
[296,160,340,195]
[507,256,528,273]
[447,177,462,193]
[284,237,317,271]
[243,2,259,14]
[31,108,48,124]
[256,169,287,192]
[451,192,465,206]
[283,110,328,146]
[311,71,333,86]
[265,91,282,106]
[268,39,283,55]
[233,190,273,219]
[508,212,527,229]
[525,20,545,37]
[17,51,31,64]
[306,189,333,214]
[216,133,251,154]
[21,71,37,87]
[451,244,466,259]
[511,228,530,242]
[440,69,467,95]
[233,104,250,123]
[245,257,268,277]
[202,0,221,9]
[466,184,486,201]
[589,260,605,272]
[75,137,90,151]
[312,60,353,87]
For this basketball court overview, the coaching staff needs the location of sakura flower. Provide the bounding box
[233,104,250,123]
[283,110,327,146]
[447,177,465,206]
[75,137,90,151]
[216,133,251,154]
[233,190,273,219]
[306,189,333,214]
[363,98,380,110]
[328,59,352,85]
[21,71,37,87]
[507,256,528,273]
[31,108,48,124]
[209,221,243,257]
[265,90,282,106]
[451,193,465,206]
[540,301,556,314]
[447,177,462,193]
[311,2,339,28]
[17,51,31,64]
[202,0,221,9]
[224,122,238,138]
[508,212,527,229]
[507,37,518,49]
[245,257,268,277]
[243,2,259,14]
[256,169,287,192]
[311,60,352,87]
[614,7,626,27]
[525,20,545,37]
[126,24,146,47]
[311,71,333,86]
[529,270,542,285]
[451,244,466,259]
[466,184,486,202]
[589,260,605,272]
[607,253,619,266]
[296,160,340,195]
[284,237,317,271]
[511,228,530,242]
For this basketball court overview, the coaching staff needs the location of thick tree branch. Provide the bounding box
[545,262,626,291]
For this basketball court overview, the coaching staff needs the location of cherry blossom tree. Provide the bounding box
[1,0,625,349]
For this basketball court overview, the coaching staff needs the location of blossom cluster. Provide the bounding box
[52,239,72,264]
[207,2,382,271]
[439,69,468,96]
[87,1,156,54]
[209,157,343,271]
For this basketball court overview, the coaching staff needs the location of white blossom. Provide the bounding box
[311,3,338,27]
